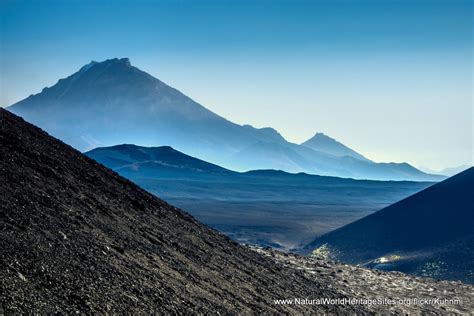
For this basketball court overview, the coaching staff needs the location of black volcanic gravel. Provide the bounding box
[0,109,366,313]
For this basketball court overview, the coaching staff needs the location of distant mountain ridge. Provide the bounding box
[420,164,471,177]
[304,167,474,283]
[87,144,233,178]
[8,58,443,181]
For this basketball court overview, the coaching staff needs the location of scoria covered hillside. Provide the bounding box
[0,108,362,313]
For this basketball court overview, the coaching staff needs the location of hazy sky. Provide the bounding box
[1,0,472,170]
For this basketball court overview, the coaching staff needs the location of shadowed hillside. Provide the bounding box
[305,168,474,283]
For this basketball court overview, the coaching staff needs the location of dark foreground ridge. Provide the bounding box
[0,108,363,313]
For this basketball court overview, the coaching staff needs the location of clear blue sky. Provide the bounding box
[1,0,472,170]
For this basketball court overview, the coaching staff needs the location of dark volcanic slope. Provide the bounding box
[0,109,364,313]
[305,168,474,283]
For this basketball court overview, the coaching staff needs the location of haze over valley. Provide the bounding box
[86,144,432,250]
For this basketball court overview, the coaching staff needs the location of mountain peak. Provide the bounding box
[89,57,131,66]
[7,61,437,181]
[78,60,98,73]
[302,132,369,161]
[104,57,131,66]
[78,58,131,74]
[313,132,329,138]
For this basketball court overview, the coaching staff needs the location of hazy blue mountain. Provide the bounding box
[228,141,314,173]
[420,164,471,177]
[9,58,443,181]
[301,132,368,161]
[439,165,471,176]
[8,58,280,161]
[86,144,433,250]
[231,141,443,181]
[305,167,474,283]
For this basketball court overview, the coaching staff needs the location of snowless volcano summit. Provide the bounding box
[8,58,442,181]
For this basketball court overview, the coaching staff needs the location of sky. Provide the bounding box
[0,0,472,170]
